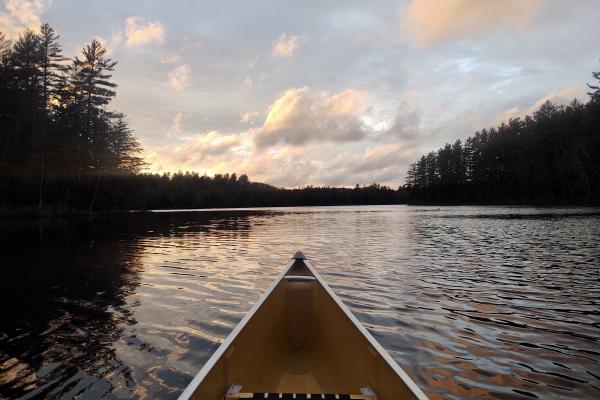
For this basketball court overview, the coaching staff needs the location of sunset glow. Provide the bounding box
[2,0,598,187]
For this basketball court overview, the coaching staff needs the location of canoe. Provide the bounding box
[178,252,429,400]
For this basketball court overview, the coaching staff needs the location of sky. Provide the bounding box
[1,0,599,187]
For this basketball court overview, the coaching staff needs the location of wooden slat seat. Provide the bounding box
[225,393,376,399]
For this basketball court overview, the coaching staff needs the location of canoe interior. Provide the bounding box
[184,259,422,400]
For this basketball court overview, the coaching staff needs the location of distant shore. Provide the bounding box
[3,201,599,220]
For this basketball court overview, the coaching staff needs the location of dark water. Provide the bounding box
[1,206,599,400]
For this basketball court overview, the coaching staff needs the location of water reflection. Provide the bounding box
[1,206,599,399]
[0,211,279,398]
[0,218,144,398]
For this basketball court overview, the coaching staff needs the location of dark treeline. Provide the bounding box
[405,65,600,205]
[3,170,403,210]
[0,25,401,214]
[0,25,144,213]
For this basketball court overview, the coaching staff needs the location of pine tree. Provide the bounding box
[71,39,117,140]
[0,32,11,64]
[39,24,68,111]
[588,60,600,102]
[108,114,145,173]
[37,24,68,209]
[12,29,42,91]
[11,30,43,170]
[70,40,120,210]
[0,32,14,163]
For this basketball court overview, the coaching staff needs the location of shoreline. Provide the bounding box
[2,202,599,220]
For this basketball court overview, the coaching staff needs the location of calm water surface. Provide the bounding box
[1,206,599,399]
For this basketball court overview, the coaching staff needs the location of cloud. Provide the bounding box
[493,84,587,125]
[243,143,414,188]
[144,130,315,186]
[165,112,183,138]
[242,147,319,187]
[110,31,122,46]
[349,144,406,174]
[240,111,260,125]
[160,52,181,64]
[402,0,545,45]
[247,53,260,68]
[271,33,306,58]
[94,32,122,54]
[384,97,421,141]
[167,65,192,91]
[254,86,369,148]
[144,131,247,173]
[171,112,182,132]
[125,16,165,47]
[0,0,50,38]
[313,143,416,186]
[527,84,587,111]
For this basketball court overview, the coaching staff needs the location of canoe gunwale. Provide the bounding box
[177,258,297,400]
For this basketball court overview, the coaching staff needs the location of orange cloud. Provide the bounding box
[166,112,183,138]
[402,0,545,45]
[240,111,260,125]
[493,84,586,125]
[241,146,319,187]
[144,131,248,174]
[93,32,122,55]
[167,65,192,91]
[142,89,421,187]
[160,52,181,65]
[255,87,369,147]
[243,76,253,88]
[125,16,165,47]
[271,33,306,58]
[0,0,50,38]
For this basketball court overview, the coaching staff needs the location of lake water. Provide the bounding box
[1,206,599,400]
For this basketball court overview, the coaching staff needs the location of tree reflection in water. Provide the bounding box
[0,217,143,398]
[0,211,276,399]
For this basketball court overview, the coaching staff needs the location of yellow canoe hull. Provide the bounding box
[179,253,429,400]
